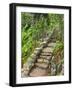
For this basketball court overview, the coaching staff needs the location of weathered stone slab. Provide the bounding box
[48,42,56,47]
[42,47,53,53]
[35,47,42,51]
[35,62,48,69]
[29,67,48,77]
[40,55,52,60]
[43,59,50,63]
[41,52,52,56]
[37,58,49,63]
[41,41,47,44]
[37,58,44,63]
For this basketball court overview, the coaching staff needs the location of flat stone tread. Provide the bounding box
[37,58,44,63]
[37,58,49,63]
[41,52,52,56]
[35,47,42,51]
[42,47,53,53]
[48,42,56,47]
[35,62,49,69]
[40,55,52,60]
[29,67,48,77]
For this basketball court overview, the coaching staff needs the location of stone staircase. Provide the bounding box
[28,42,56,77]
[21,37,57,77]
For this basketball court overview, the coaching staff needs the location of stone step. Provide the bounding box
[35,47,42,50]
[41,52,52,56]
[40,55,52,60]
[37,58,49,63]
[35,62,49,69]
[29,66,48,77]
[42,47,53,53]
[47,42,56,47]
[37,58,43,63]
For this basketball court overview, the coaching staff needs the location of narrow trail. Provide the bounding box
[28,42,56,77]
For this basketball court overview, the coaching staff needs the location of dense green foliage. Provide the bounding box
[21,13,64,65]
[53,41,64,55]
